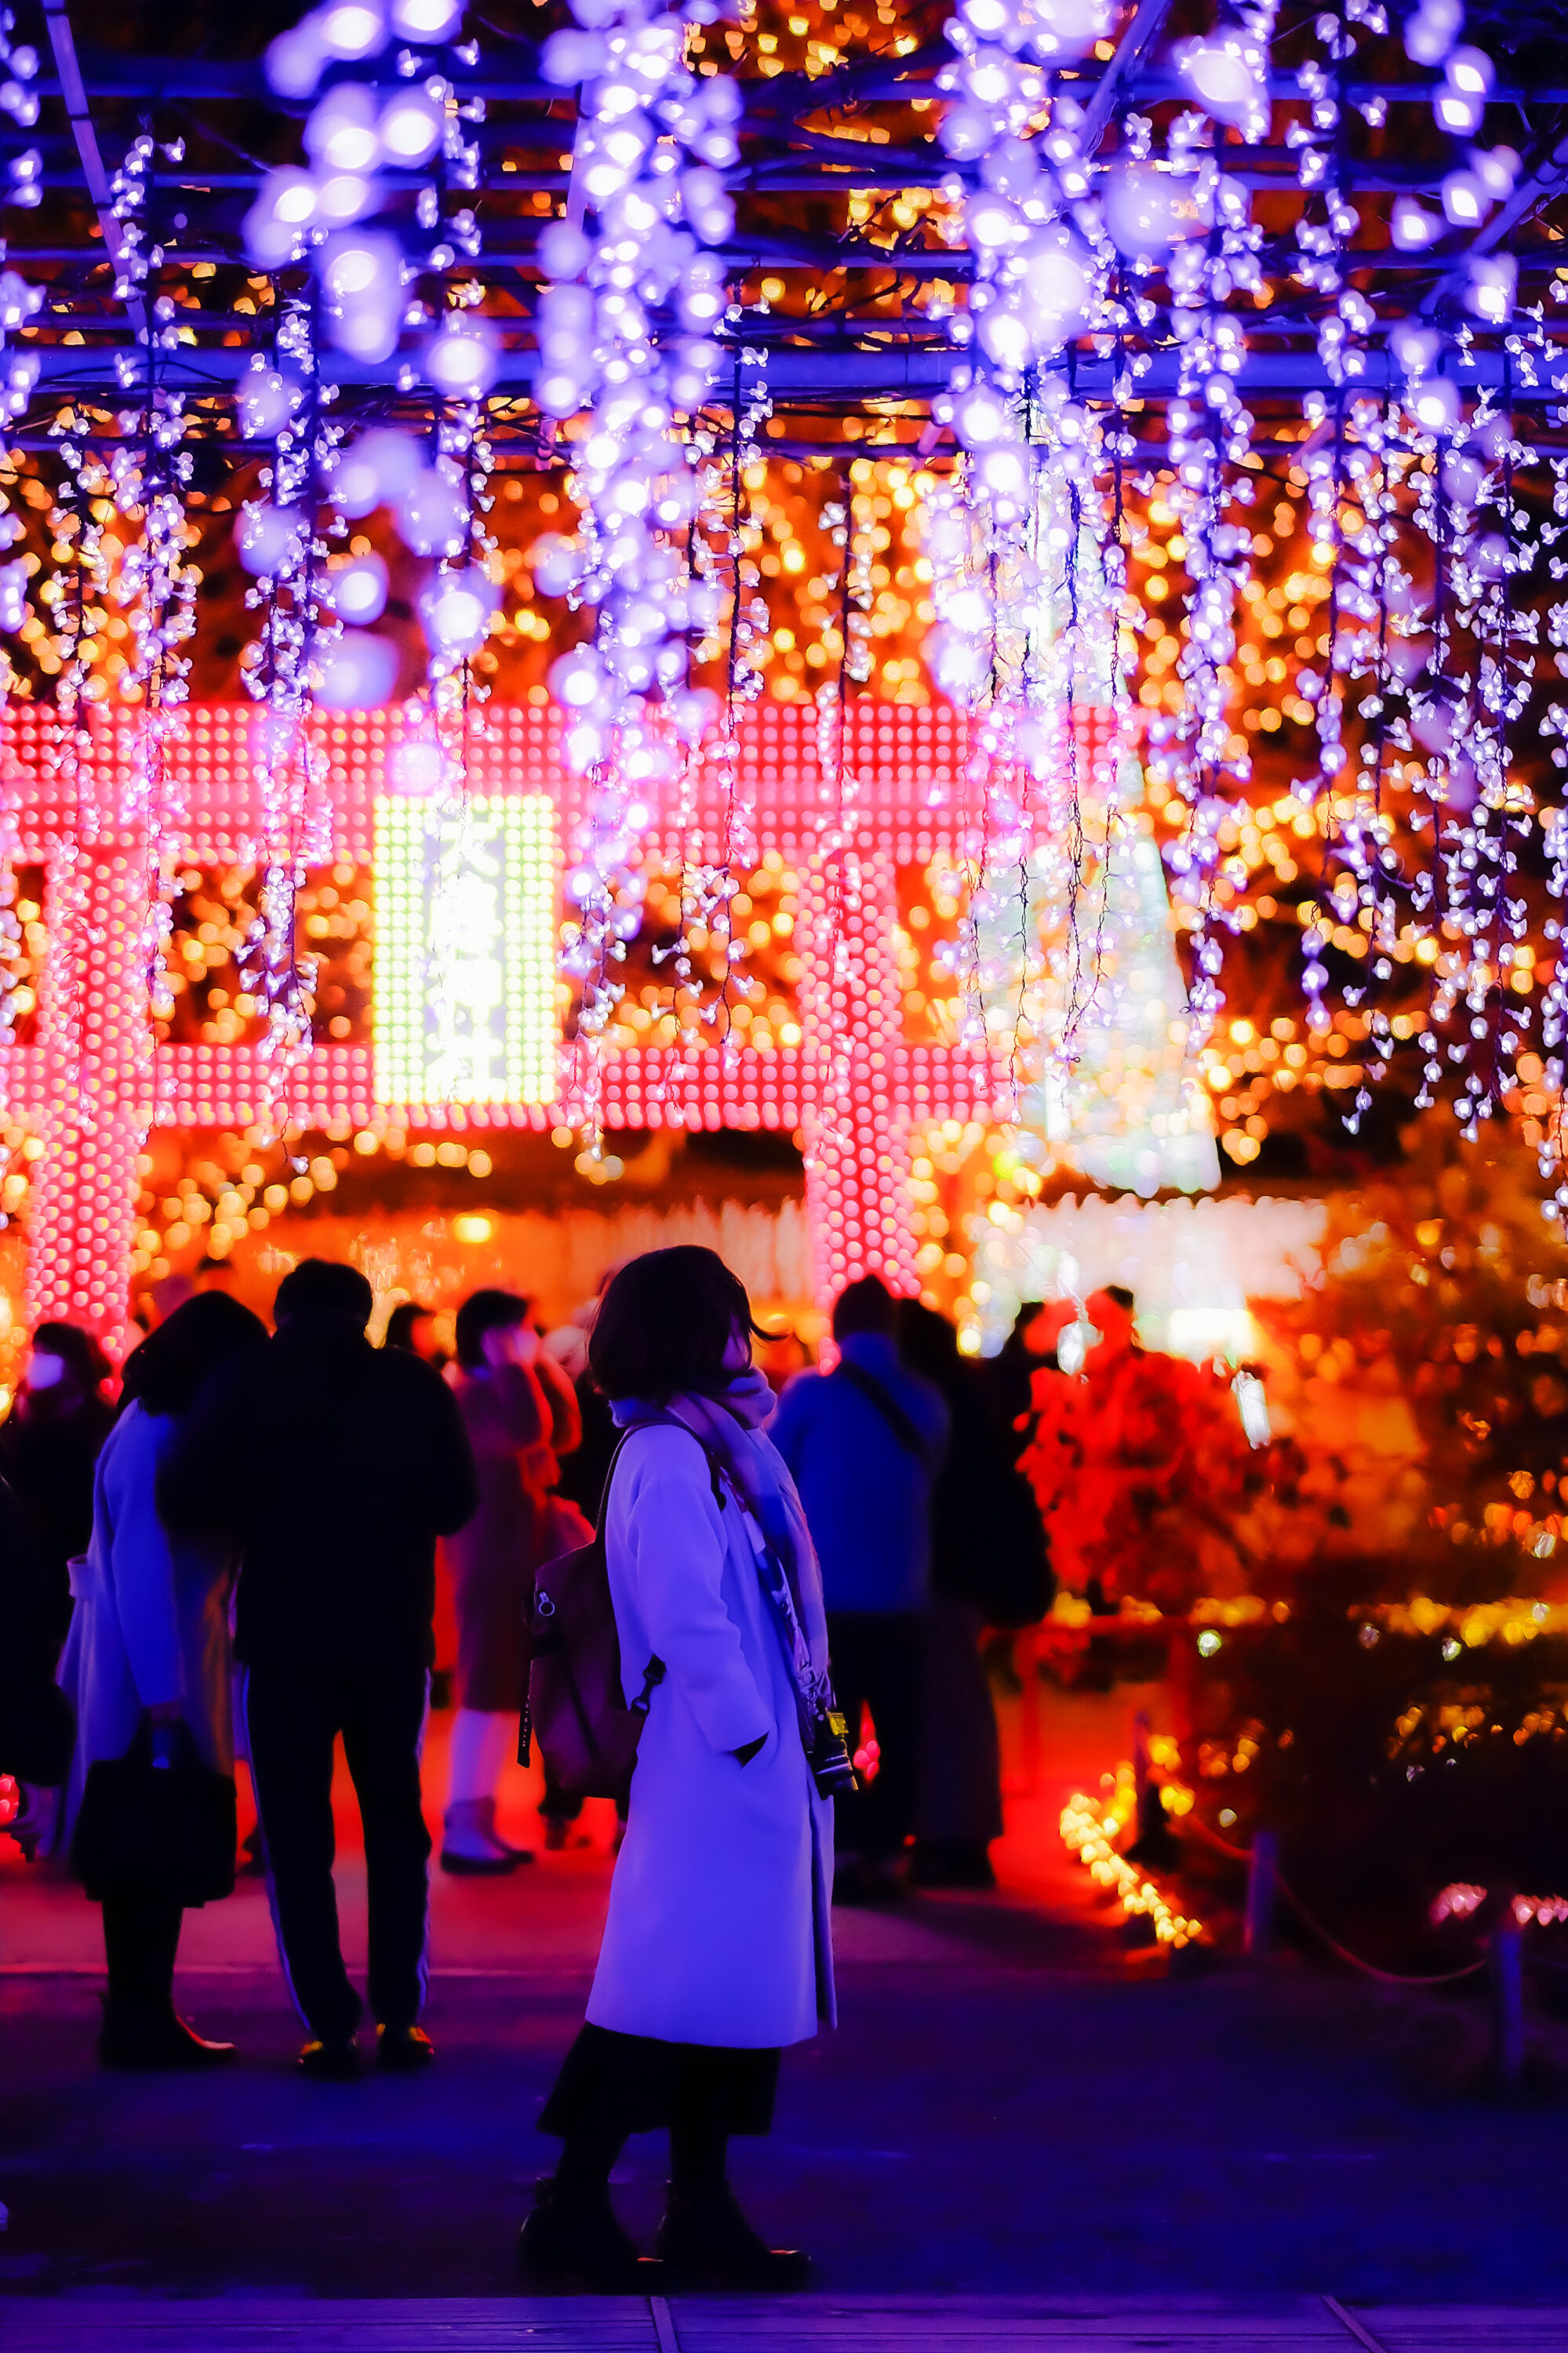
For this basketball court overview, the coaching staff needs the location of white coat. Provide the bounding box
[587,1421,835,2049]
[56,1402,240,1847]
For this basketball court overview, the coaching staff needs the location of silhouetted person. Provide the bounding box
[160,1259,477,2078]
[770,1275,948,1900]
[897,1300,1052,1887]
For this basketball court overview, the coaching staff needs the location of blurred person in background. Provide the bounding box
[443,1289,584,1873]
[147,1271,196,1326]
[544,1286,624,1852]
[160,1258,478,2079]
[386,1312,457,1695]
[978,1299,1076,1465]
[385,1302,447,1369]
[0,1322,114,1646]
[769,1275,948,1903]
[897,1300,1053,1889]
[552,1271,619,1529]
[59,1293,268,2067]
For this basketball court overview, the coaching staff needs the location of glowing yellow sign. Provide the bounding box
[374,794,555,1106]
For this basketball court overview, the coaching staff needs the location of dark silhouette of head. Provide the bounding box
[454,1289,533,1373]
[121,1293,268,1417]
[273,1259,373,1333]
[831,1274,897,1344]
[384,1302,436,1357]
[27,1321,111,1405]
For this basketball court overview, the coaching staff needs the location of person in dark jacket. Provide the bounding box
[769,1275,948,1900]
[159,1258,478,2079]
[0,1320,114,1640]
[897,1300,1053,1888]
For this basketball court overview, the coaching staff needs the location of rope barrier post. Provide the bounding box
[1244,1830,1278,1960]
[1488,1918,1525,2090]
[1126,1707,1177,1864]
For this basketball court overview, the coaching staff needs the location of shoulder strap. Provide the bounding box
[591,1427,643,1544]
[835,1358,936,1467]
[597,1417,726,1541]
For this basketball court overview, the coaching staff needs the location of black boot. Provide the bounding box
[656,2183,809,2289]
[518,2177,642,2290]
[299,2033,361,2080]
[377,2023,435,2071]
[100,2001,236,2071]
[100,1893,221,2068]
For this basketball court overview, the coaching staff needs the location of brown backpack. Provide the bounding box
[519,1422,724,1800]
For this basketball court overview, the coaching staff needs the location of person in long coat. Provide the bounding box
[443,1289,583,1871]
[56,1293,267,2068]
[520,1246,835,2293]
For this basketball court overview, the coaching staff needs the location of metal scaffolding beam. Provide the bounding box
[5,15,1568,427]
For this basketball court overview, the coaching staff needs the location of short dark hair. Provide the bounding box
[1104,1284,1136,1314]
[832,1274,896,1342]
[31,1321,111,1396]
[588,1246,757,1402]
[455,1288,532,1372]
[274,1259,373,1330]
[384,1302,434,1353]
[121,1293,268,1417]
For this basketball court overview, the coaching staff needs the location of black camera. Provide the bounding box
[809,1707,859,1798]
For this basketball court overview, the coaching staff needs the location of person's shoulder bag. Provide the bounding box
[520,1422,726,1800]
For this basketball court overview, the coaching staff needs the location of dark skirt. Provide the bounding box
[539,2022,782,2141]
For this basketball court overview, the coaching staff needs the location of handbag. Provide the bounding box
[71,1718,237,1907]
[521,1432,676,1802]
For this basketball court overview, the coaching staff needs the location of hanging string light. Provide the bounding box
[536,0,741,1133]
[237,289,336,1081]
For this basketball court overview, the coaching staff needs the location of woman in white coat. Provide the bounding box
[57,1293,267,2068]
[520,1246,840,2291]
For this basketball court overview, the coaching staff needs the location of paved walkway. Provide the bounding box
[0,2296,1561,2351]
[5,1689,1568,2315]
